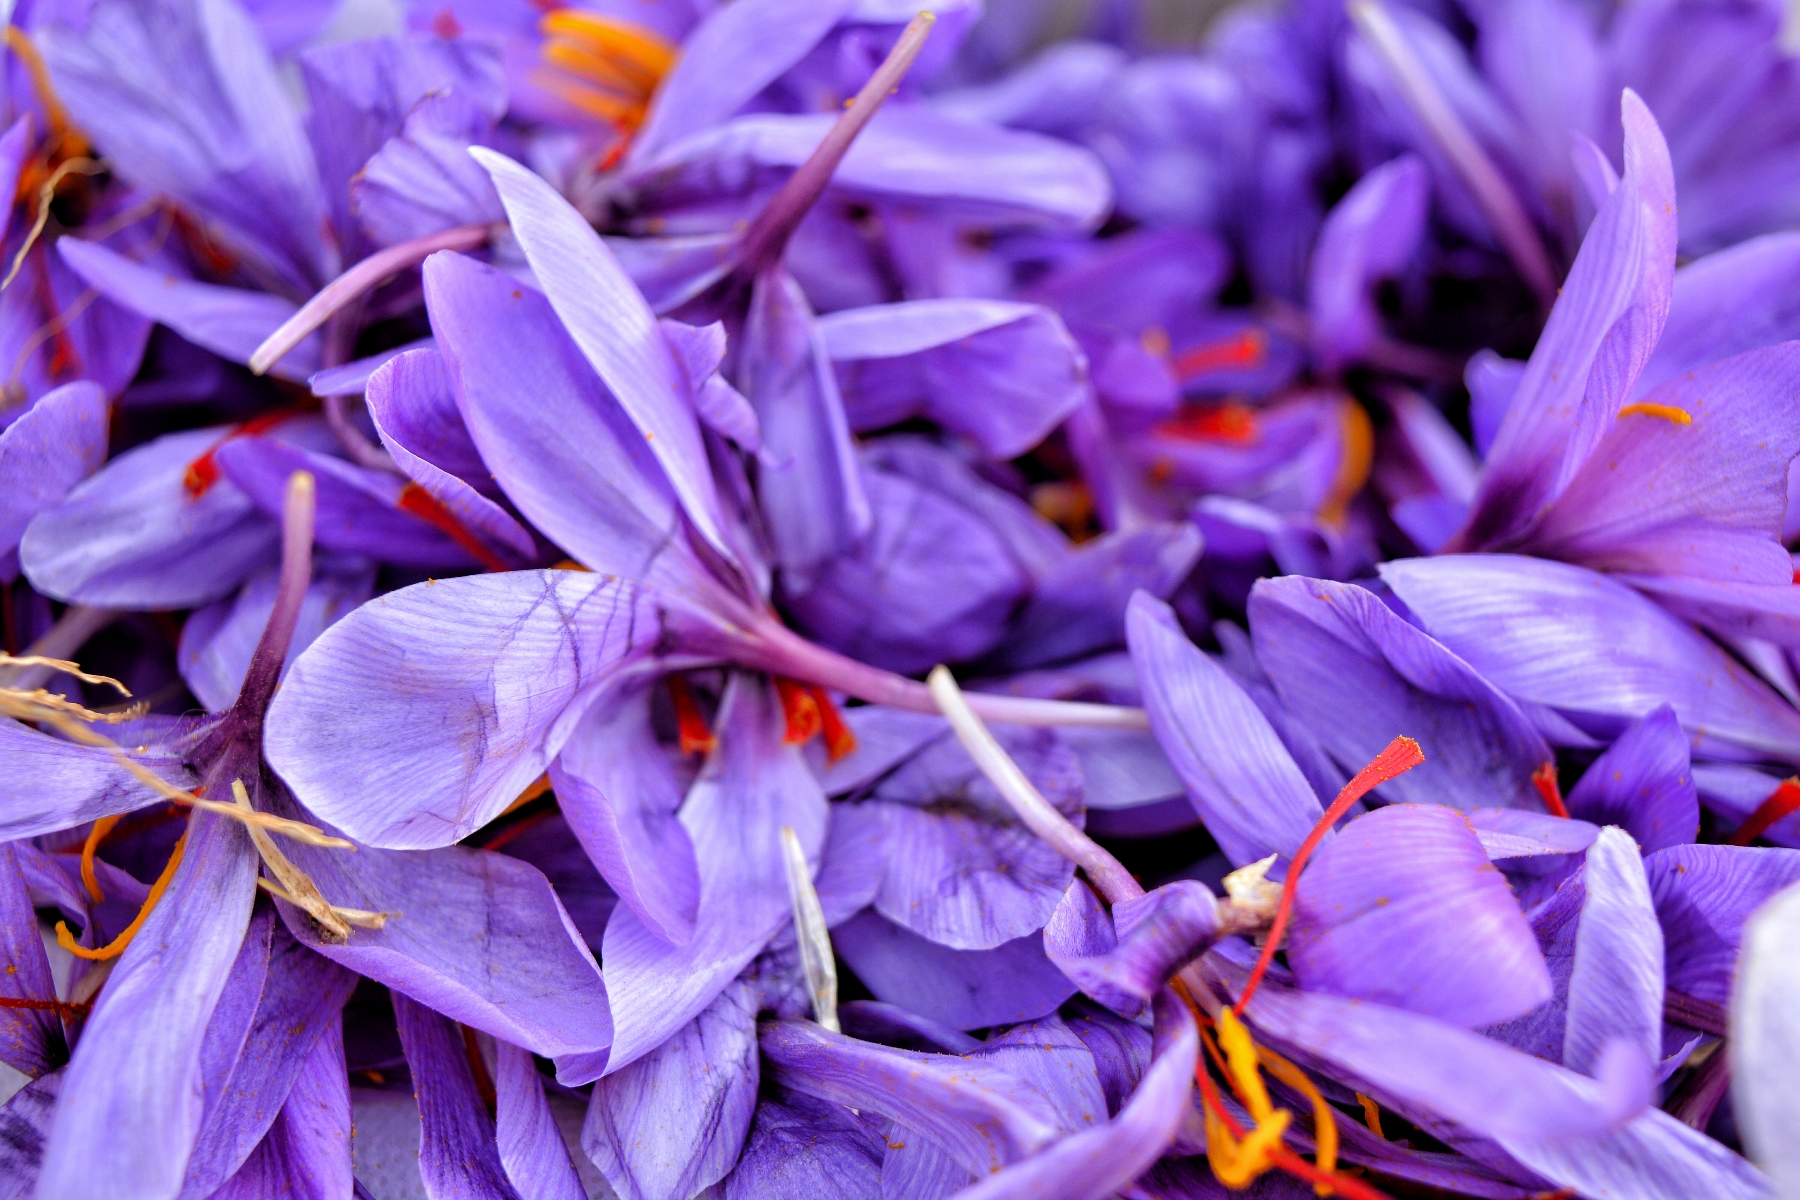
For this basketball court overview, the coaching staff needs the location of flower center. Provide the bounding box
[534,11,675,164]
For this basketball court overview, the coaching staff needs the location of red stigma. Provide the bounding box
[1533,762,1568,819]
[774,678,857,761]
[182,402,315,498]
[667,676,717,756]
[1728,777,1800,847]
[1172,327,1267,383]
[395,483,510,572]
[1236,735,1426,1015]
[1159,402,1260,445]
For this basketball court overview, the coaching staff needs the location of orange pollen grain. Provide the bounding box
[1172,327,1266,382]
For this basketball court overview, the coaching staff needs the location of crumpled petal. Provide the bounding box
[0,843,64,1079]
[265,569,670,848]
[599,678,827,1073]
[1565,705,1698,853]
[1044,878,1220,1019]
[1249,574,1552,812]
[821,299,1087,458]
[0,382,107,574]
[1380,554,1800,761]
[583,976,758,1200]
[1289,803,1553,1028]
[549,686,698,948]
[393,993,521,1200]
[833,908,1076,1032]
[1126,591,1322,865]
[1731,878,1800,1195]
[721,1086,883,1200]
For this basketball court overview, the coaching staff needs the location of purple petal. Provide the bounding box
[265,570,668,848]
[56,241,319,380]
[784,462,1024,673]
[494,1039,584,1200]
[599,678,827,1073]
[178,560,375,714]
[860,725,1081,950]
[1249,575,1552,812]
[206,1017,353,1200]
[0,843,64,1078]
[582,977,758,1200]
[471,149,735,565]
[836,1001,980,1056]
[969,1015,1108,1134]
[721,1088,883,1200]
[351,91,504,248]
[738,266,871,571]
[549,687,698,948]
[1126,592,1323,865]
[0,718,193,840]
[1045,880,1220,1020]
[759,1020,1060,1176]
[0,382,107,569]
[393,994,520,1200]
[1623,574,1800,648]
[1466,350,1524,459]
[1308,155,1429,371]
[0,1068,59,1197]
[821,300,1087,458]
[1062,727,1190,837]
[38,812,259,1200]
[421,250,707,591]
[1638,232,1800,396]
[832,909,1076,1031]
[951,991,1196,1200]
[365,348,536,565]
[1289,803,1552,1027]
[1647,844,1800,1007]
[1460,91,1676,549]
[1563,828,1664,1085]
[1565,705,1698,852]
[1732,878,1800,1194]
[1380,554,1800,761]
[41,0,331,292]
[813,706,947,797]
[1468,808,1600,860]
[21,425,279,608]
[1526,343,1800,583]
[181,917,357,1198]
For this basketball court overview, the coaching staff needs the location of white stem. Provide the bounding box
[781,824,838,1033]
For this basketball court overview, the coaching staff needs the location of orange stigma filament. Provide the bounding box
[1172,327,1267,383]
[78,814,121,903]
[57,825,188,961]
[1728,776,1800,846]
[534,11,675,159]
[1160,402,1259,445]
[1317,400,1375,528]
[667,675,717,756]
[1236,735,1426,1015]
[774,678,856,761]
[1533,762,1569,818]
[396,483,510,572]
[182,403,314,498]
[1617,402,1692,425]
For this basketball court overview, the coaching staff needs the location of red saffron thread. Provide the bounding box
[1532,762,1569,819]
[1728,777,1800,847]
[395,483,510,572]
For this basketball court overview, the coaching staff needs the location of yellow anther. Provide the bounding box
[1617,402,1692,425]
[1219,1007,1275,1120]
[1261,1043,1340,1195]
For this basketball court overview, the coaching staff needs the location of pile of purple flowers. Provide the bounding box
[4,0,1800,1194]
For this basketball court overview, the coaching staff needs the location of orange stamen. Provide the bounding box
[1159,402,1259,445]
[1533,762,1569,819]
[1317,400,1375,528]
[1727,777,1800,847]
[535,10,674,151]
[1172,327,1267,382]
[56,826,188,961]
[810,685,857,762]
[182,402,315,498]
[501,773,552,818]
[395,483,510,572]
[667,676,716,756]
[1236,736,1426,1015]
[79,815,121,903]
[1617,402,1691,425]
[1,29,85,167]
[775,676,823,746]
[1356,1093,1385,1138]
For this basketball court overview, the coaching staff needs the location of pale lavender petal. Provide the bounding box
[821,300,1087,458]
[1647,844,1800,1007]
[352,91,504,248]
[56,241,319,380]
[1380,554,1800,761]
[472,149,734,564]
[1063,1004,1151,1118]
[265,570,670,848]
[206,1018,353,1200]
[549,687,698,948]
[1638,232,1800,396]
[38,812,259,1200]
[0,382,107,568]
[0,843,63,1078]
[813,706,947,797]
[1564,706,1698,853]
[393,994,520,1200]
[1249,575,1552,812]
[1732,878,1800,1194]
[1466,349,1525,458]
[178,561,375,713]
[1308,155,1430,371]
[493,1040,583,1200]
[832,909,1075,1031]
[22,425,279,609]
[969,1016,1107,1135]
[308,338,431,397]
[583,977,757,1200]
[722,1088,883,1200]
[1469,808,1600,860]
[600,678,827,1072]
[951,991,1196,1200]
[759,1020,1060,1176]
[1126,591,1322,866]
[1290,804,1552,1027]
[1563,828,1664,1090]
[0,718,193,840]
[1624,575,1800,649]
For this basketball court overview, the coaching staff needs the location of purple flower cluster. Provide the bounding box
[3,0,1800,1196]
